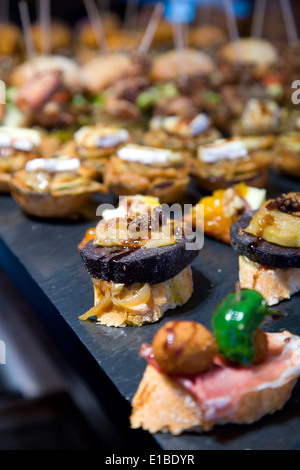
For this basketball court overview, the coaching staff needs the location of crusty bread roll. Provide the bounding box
[151,48,216,82]
[218,38,278,78]
[30,22,71,54]
[130,331,300,435]
[81,53,133,94]
[9,55,83,91]
[189,25,227,50]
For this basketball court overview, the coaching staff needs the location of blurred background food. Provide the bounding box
[1,0,300,451]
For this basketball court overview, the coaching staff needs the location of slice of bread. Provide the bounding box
[239,256,300,306]
[92,266,193,327]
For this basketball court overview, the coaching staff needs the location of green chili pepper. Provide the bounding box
[5,86,18,104]
[90,92,107,106]
[136,83,179,110]
[205,90,221,105]
[72,94,88,107]
[267,83,283,100]
[50,128,75,143]
[159,82,179,99]
[212,289,275,366]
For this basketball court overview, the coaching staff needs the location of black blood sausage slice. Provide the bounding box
[230,211,300,269]
[80,236,199,284]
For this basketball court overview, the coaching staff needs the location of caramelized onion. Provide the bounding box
[110,283,124,296]
[112,283,151,309]
[79,290,112,321]
[143,238,176,249]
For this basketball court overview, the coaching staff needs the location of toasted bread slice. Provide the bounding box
[91,266,193,327]
[239,256,300,306]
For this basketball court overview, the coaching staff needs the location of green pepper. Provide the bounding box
[90,92,107,106]
[159,82,179,99]
[5,86,18,104]
[136,82,179,110]
[72,94,88,107]
[267,83,283,100]
[205,90,221,105]
[50,128,75,143]
[212,289,275,366]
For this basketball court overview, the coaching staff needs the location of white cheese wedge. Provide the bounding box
[26,157,80,173]
[198,139,248,163]
[0,127,41,151]
[189,114,210,136]
[117,144,182,166]
[102,205,128,220]
[244,187,266,211]
[102,195,161,220]
[74,125,129,149]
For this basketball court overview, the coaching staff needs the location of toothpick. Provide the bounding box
[279,0,298,44]
[83,0,109,52]
[223,0,243,63]
[235,282,241,302]
[35,0,40,19]
[138,2,164,55]
[172,19,187,84]
[202,1,213,25]
[97,0,110,14]
[0,0,9,24]
[19,1,37,66]
[182,20,190,48]
[123,0,139,31]
[39,0,51,55]
[251,0,267,38]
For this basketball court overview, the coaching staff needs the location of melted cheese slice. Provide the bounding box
[0,127,41,151]
[117,144,182,166]
[198,139,248,163]
[26,157,80,173]
[244,186,266,210]
[245,206,300,248]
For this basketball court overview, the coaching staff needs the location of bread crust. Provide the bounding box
[0,173,11,193]
[130,363,297,435]
[130,365,203,435]
[104,155,190,204]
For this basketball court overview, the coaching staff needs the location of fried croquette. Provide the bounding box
[152,321,218,376]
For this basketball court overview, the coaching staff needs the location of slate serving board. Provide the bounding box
[1,169,300,450]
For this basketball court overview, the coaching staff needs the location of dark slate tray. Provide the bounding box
[1,169,300,450]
